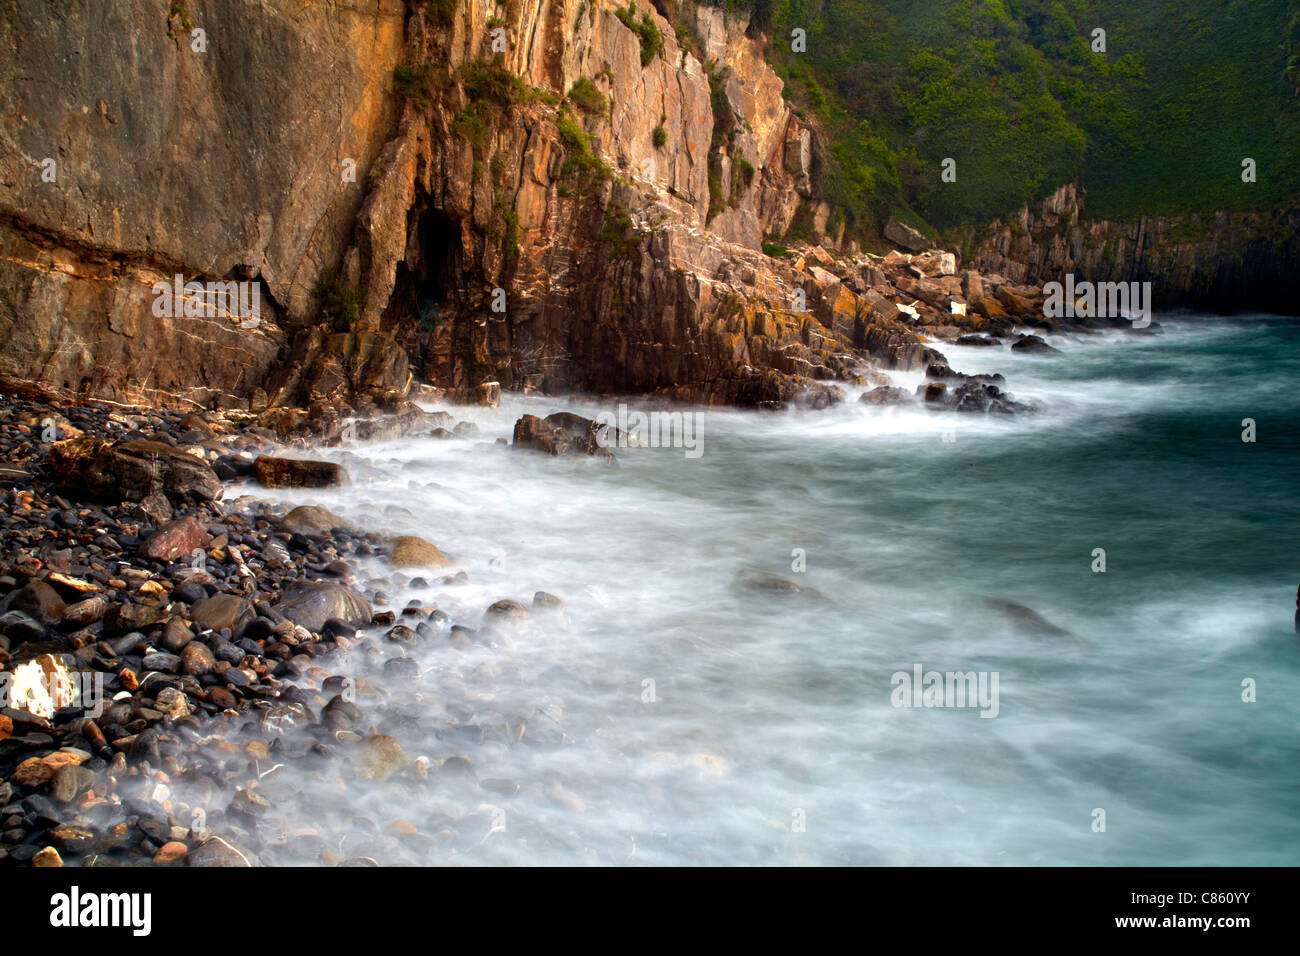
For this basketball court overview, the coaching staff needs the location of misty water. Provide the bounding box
[186,315,1300,865]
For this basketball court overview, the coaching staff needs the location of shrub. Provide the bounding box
[427,0,458,27]
[312,268,360,326]
[652,124,667,148]
[393,63,436,110]
[555,111,612,195]
[453,104,490,154]
[568,77,606,114]
[615,4,662,67]
[730,156,755,206]
[598,204,642,261]
[460,59,526,107]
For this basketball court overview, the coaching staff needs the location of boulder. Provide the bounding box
[190,594,255,634]
[253,456,348,488]
[102,602,166,635]
[280,505,351,536]
[485,599,529,621]
[388,535,453,568]
[188,835,260,867]
[955,334,1001,347]
[272,581,372,633]
[355,733,409,780]
[884,219,928,252]
[0,580,67,624]
[48,438,222,505]
[512,413,611,457]
[179,641,216,677]
[1011,334,1060,354]
[387,538,454,567]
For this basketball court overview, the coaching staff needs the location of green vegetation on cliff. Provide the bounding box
[694,0,1300,238]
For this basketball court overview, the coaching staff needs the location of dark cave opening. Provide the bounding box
[384,204,464,377]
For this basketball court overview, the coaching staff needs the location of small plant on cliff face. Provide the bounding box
[730,156,755,206]
[393,63,436,110]
[312,268,360,327]
[165,1,192,39]
[784,204,816,245]
[496,203,521,263]
[762,239,788,259]
[554,110,611,196]
[453,105,490,155]
[615,4,662,67]
[707,163,727,223]
[567,77,606,115]
[652,124,667,148]
[598,204,642,261]
[460,59,527,107]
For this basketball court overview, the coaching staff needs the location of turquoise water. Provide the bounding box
[224,315,1300,865]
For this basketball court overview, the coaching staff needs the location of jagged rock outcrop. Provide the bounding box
[958,183,1300,315]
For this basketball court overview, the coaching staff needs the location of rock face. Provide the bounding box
[958,183,1300,315]
[0,0,410,407]
[0,0,937,411]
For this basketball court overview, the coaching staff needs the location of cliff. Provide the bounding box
[2,2,1283,415]
[0,0,903,410]
[955,184,1300,315]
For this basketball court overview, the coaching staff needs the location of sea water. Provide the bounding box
[200,315,1300,866]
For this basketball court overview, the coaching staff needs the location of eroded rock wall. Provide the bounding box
[0,0,921,410]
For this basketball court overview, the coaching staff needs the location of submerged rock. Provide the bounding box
[984,598,1073,638]
[732,569,822,599]
[189,835,260,867]
[356,733,409,780]
[860,385,910,405]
